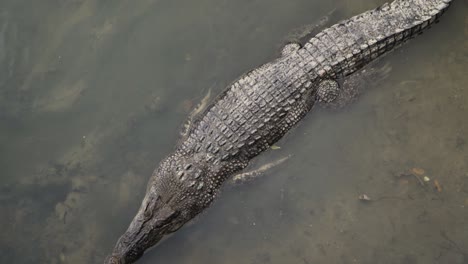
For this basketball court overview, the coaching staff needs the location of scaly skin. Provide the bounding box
[105,0,453,263]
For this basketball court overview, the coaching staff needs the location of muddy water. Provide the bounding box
[0,0,467,263]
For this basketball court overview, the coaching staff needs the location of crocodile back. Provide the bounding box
[174,0,453,189]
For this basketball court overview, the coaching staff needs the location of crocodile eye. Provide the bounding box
[185,164,192,170]
[177,171,184,178]
[143,208,152,218]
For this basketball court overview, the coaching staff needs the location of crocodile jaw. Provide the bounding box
[105,186,184,264]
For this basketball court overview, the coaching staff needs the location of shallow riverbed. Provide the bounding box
[0,0,467,263]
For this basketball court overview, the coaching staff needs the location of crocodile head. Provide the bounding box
[105,153,218,264]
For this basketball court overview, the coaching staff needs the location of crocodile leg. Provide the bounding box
[180,88,212,138]
[230,155,291,185]
[319,63,392,109]
[316,79,340,103]
[281,42,302,56]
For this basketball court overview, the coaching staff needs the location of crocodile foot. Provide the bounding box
[319,62,392,109]
[316,79,340,103]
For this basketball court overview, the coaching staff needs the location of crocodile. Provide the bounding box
[105,0,453,263]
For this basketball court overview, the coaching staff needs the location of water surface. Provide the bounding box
[1,0,467,263]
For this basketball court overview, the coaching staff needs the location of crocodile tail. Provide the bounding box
[303,0,453,78]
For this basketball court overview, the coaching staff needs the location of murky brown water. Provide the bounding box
[1,0,467,263]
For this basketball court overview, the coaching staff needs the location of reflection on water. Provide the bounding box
[1,0,467,263]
